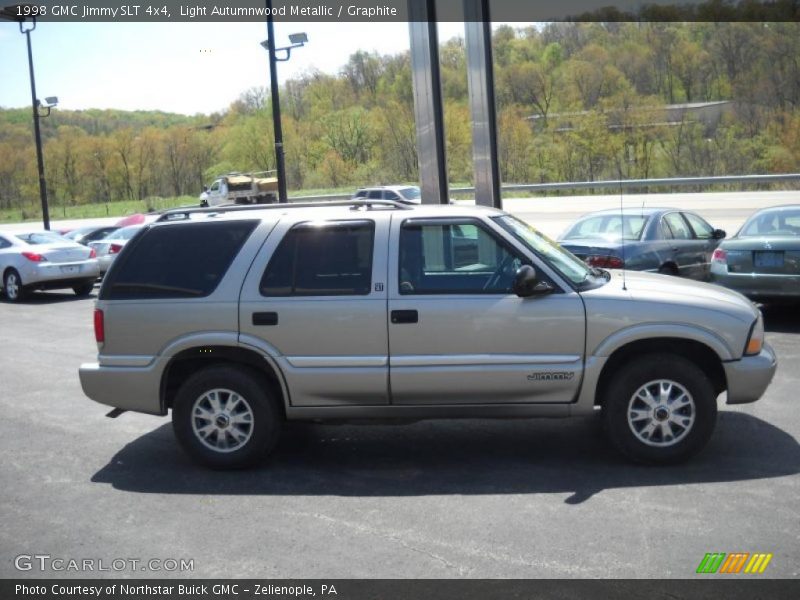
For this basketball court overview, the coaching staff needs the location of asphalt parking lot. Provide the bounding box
[0,285,798,579]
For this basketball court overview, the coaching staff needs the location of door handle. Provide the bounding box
[252,312,278,326]
[391,310,418,324]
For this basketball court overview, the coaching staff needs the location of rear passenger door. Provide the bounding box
[238,217,390,407]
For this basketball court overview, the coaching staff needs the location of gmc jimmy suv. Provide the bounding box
[79,200,777,468]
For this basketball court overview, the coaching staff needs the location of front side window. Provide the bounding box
[663,213,692,240]
[683,212,714,239]
[260,221,374,296]
[399,220,523,295]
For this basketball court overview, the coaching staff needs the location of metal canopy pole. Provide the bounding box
[464,0,501,208]
[408,0,449,204]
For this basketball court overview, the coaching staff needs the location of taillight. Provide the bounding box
[94,309,105,344]
[89,248,97,259]
[22,251,47,262]
[586,255,624,269]
[711,248,727,264]
[108,243,123,255]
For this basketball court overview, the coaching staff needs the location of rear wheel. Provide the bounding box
[602,354,717,464]
[3,269,26,302]
[658,263,678,276]
[172,364,282,469]
[72,281,95,296]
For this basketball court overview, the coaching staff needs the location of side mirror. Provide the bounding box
[712,229,726,240]
[513,265,554,298]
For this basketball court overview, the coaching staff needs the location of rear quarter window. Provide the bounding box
[101,220,257,300]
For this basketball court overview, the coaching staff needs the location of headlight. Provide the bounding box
[745,313,764,356]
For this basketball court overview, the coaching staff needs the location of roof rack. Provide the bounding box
[155,199,412,222]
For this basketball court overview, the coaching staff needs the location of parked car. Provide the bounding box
[89,226,143,276]
[79,199,775,469]
[64,225,119,246]
[0,230,100,301]
[710,205,800,302]
[353,185,422,204]
[559,207,726,280]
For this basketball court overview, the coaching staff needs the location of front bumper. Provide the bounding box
[79,360,165,415]
[723,343,777,404]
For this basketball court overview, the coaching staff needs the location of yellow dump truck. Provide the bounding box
[200,171,279,207]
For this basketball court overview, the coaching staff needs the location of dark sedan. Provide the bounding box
[559,207,725,280]
[710,205,800,302]
[63,225,119,246]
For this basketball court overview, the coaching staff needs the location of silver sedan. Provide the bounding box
[0,230,100,302]
[89,225,143,275]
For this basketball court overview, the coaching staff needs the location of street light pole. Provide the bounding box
[21,19,50,229]
[265,0,288,204]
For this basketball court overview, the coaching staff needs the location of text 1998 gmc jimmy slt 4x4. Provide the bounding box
[79,200,777,468]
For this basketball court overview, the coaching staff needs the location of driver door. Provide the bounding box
[387,217,586,405]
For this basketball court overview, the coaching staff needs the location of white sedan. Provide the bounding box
[0,230,100,302]
[89,225,144,276]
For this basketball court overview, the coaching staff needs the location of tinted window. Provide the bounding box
[260,221,374,296]
[740,209,800,237]
[400,187,421,200]
[367,190,382,199]
[103,220,257,300]
[563,214,647,241]
[0,237,11,249]
[16,231,65,245]
[683,213,714,239]
[399,221,523,295]
[663,213,692,240]
[384,191,400,201]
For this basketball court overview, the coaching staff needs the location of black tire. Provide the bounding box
[172,364,282,469]
[72,281,95,296]
[658,263,679,276]
[3,269,26,302]
[602,353,717,464]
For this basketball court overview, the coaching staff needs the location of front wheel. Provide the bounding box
[602,354,717,464]
[172,364,282,469]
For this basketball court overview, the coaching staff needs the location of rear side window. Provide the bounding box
[260,221,374,296]
[102,220,257,300]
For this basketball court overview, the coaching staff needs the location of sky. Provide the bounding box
[0,21,470,115]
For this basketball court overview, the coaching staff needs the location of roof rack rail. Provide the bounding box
[156,199,412,222]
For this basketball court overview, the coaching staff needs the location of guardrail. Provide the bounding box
[286,173,800,203]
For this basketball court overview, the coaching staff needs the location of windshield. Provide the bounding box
[16,231,67,245]
[400,187,421,200]
[494,215,592,285]
[739,209,800,237]
[562,214,647,241]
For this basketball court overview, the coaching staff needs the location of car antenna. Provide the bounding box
[618,168,627,291]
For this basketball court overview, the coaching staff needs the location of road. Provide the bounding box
[0,296,798,578]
